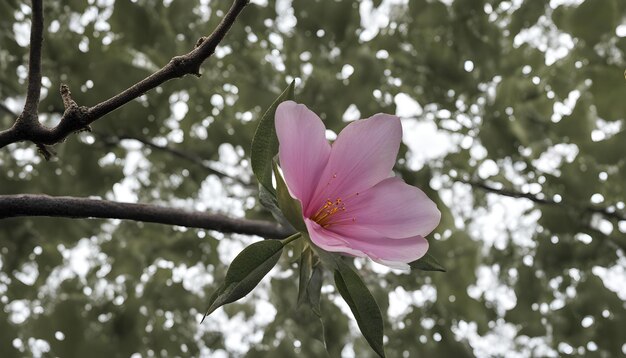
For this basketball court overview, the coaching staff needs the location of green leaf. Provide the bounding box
[297,246,315,307]
[203,240,285,319]
[409,253,446,272]
[250,81,295,193]
[258,183,279,212]
[273,161,307,232]
[294,295,329,352]
[307,262,324,316]
[297,246,323,315]
[296,246,333,352]
[258,184,291,228]
[333,259,385,358]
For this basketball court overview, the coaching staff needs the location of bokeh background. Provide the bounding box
[1,0,625,357]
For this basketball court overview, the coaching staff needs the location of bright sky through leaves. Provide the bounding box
[0,0,625,357]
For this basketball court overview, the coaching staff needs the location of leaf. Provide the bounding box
[333,259,385,358]
[258,183,279,212]
[273,161,307,232]
[297,247,323,315]
[294,295,329,352]
[258,184,291,228]
[307,262,324,316]
[296,247,331,352]
[297,246,315,307]
[409,253,446,272]
[250,81,295,193]
[203,240,285,319]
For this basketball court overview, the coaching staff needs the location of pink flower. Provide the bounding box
[275,101,441,269]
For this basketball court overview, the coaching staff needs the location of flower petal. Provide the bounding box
[306,218,429,268]
[276,101,331,212]
[308,113,402,217]
[305,219,365,257]
[328,177,441,239]
[344,234,429,267]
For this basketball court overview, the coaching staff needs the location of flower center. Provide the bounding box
[310,192,359,228]
[311,198,346,227]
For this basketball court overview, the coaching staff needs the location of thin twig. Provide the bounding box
[585,206,626,222]
[0,0,249,151]
[459,179,625,221]
[94,132,248,183]
[0,194,292,240]
[461,179,555,205]
[92,133,623,222]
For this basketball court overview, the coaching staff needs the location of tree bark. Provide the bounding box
[0,194,293,240]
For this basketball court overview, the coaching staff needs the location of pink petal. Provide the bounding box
[305,219,365,257]
[307,114,402,217]
[327,177,441,239]
[306,219,429,268]
[276,101,331,212]
[347,234,429,267]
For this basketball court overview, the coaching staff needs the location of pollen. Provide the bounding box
[311,198,345,227]
[310,192,359,227]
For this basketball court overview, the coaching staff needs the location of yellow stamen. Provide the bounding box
[309,174,362,227]
[310,192,360,227]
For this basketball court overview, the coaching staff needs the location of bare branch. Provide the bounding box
[0,0,46,149]
[94,132,247,183]
[22,0,44,117]
[0,0,249,151]
[459,179,625,221]
[0,194,292,240]
[0,128,16,147]
[461,179,554,205]
[585,205,626,222]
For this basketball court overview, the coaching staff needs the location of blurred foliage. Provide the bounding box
[0,0,625,357]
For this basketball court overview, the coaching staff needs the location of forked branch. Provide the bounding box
[0,0,250,154]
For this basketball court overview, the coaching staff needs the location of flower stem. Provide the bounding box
[281,232,302,245]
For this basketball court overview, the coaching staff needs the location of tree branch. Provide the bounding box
[22,0,44,117]
[461,179,554,205]
[94,132,248,183]
[0,194,292,240]
[460,179,625,221]
[0,0,249,151]
[0,0,45,150]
